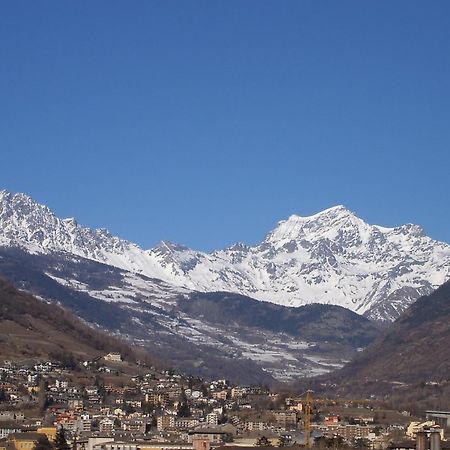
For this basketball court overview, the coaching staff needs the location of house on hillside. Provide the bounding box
[0,422,22,439]
[8,432,45,450]
[104,353,122,363]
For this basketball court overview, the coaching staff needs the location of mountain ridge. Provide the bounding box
[294,280,450,411]
[0,276,159,367]
[1,189,449,321]
[339,279,450,382]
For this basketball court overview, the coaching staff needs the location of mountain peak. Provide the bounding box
[226,242,250,252]
[398,223,425,237]
[320,204,353,215]
[283,205,355,224]
[1,189,35,203]
[0,189,142,269]
[0,189,54,218]
[265,205,360,245]
[154,240,190,254]
[62,217,78,227]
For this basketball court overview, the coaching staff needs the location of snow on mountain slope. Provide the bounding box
[146,206,450,320]
[0,190,172,281]
[1,190,449,321]
[0,245,378,383]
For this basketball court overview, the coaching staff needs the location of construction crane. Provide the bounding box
[303,390,313,448]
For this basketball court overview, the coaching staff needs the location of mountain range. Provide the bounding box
[1,190,449,322]
[0,189,449,383]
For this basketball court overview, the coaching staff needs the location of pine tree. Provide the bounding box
[177,389,190,417]
[33,435,52,450]
[177,400,190,417]
[38,378,48,412]
[54,428,70,450]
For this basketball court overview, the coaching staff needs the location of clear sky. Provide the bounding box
[1,1,449,251]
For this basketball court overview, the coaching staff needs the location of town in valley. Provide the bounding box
[0,352,448,450]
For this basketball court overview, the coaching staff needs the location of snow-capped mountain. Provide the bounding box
[1,190,449,321]
[0,190,168,279]
[146,206,450,320]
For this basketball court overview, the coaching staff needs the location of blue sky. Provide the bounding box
[1,1,449,250]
